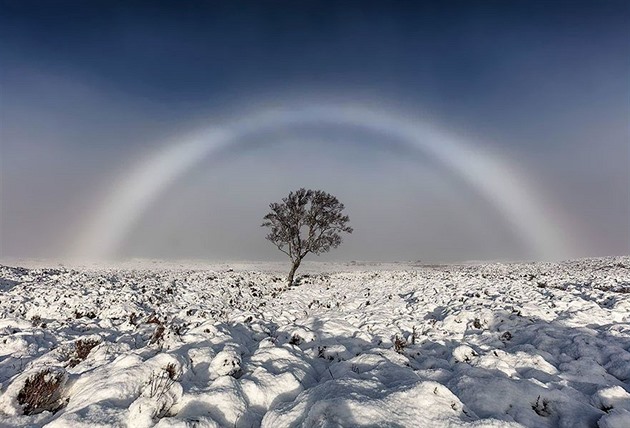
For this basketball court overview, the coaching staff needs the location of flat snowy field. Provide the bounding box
[1,257,630,428]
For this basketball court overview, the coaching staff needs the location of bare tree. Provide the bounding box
[262,188,353,286]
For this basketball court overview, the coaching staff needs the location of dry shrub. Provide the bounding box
[146,314,161,324]
[393,335,407,354]
[164,362,178,381]
[532,395,551,417]
[30,315,42,327]
[75,338,100,360]
[72,310,95,319]
[150,324,166,345]
[289,334,303,346]
[17,369,66,415]
[68,338,101,367]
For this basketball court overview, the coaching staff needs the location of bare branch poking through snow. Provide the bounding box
[147,365,177,399]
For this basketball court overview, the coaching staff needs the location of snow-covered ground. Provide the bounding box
[1,257,629,427]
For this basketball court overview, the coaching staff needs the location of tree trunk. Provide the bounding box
[287,259,301,287]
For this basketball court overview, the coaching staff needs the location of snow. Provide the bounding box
[0,257,629,427]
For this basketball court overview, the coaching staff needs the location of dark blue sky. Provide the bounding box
[1,1,628,261]
[3,1,628,118]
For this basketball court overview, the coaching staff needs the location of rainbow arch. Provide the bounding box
[72,103,570,260]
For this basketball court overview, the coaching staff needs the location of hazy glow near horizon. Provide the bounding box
[72,103,572,261]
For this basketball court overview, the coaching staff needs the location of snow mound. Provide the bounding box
[0,257,629,427]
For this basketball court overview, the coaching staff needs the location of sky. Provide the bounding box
[1,0,628,263]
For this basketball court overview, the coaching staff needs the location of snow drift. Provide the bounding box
[0,257,629,427]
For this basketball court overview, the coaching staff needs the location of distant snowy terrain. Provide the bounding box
[1,257,629,427]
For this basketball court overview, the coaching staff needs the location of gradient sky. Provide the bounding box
[1,0,628,262]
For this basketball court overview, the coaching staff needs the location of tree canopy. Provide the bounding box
[262,188,352,285]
